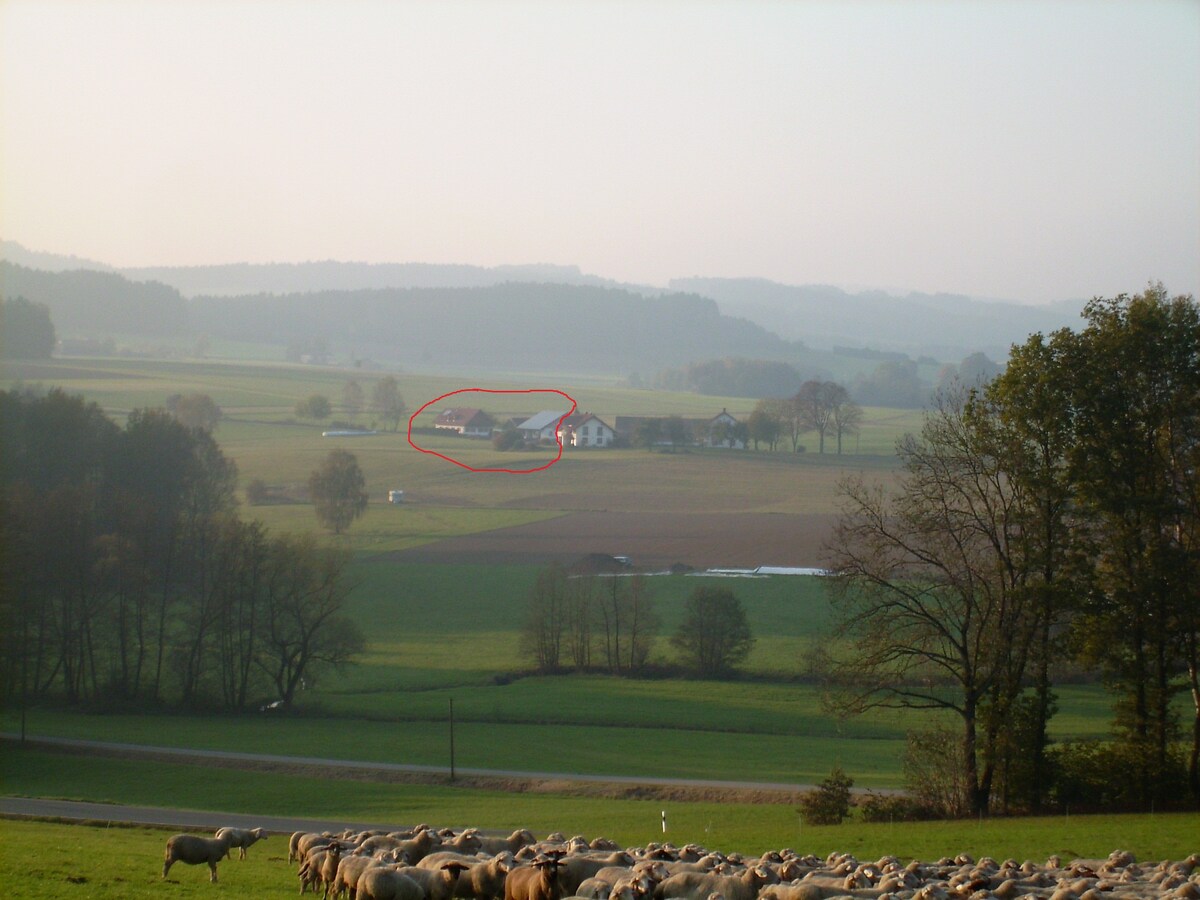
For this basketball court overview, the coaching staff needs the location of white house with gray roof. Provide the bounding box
[516,410,569,443]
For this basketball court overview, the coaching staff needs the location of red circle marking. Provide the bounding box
[407,388,577,474]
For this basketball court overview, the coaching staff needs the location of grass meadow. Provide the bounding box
[2,356,1175,859]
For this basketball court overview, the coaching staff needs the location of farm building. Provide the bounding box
[434,407,495,437]
[560,412,615,448]
[614,409,746,448]
[515,410,569,443]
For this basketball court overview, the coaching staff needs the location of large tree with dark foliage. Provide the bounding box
[671,586,754,676]
[308,449,369,534]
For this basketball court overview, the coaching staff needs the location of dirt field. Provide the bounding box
[391,510,839,569]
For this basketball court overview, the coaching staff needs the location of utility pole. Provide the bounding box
[449,698,456,782]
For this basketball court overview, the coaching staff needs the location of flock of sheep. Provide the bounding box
[161,823,1200,900]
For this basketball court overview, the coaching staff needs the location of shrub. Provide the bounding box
[903,725,970,818]
[492,426,523,451]
[858,791,936,823]
[798,765,853,825]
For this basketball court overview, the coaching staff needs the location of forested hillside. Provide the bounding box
[0,262,187,336]
[190,283,802,373]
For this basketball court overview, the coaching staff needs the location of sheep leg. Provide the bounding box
[209,860,219,883]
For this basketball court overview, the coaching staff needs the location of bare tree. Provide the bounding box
[371,376,406,431]
[831,395,863,455]
[258,534,363,706]
[519,563,569,672]
[342,380,365,417]
[595,575,658,673]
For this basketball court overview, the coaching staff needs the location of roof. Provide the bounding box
[435,407,493,427]
[516,410,569,432]
[561,413,612,431]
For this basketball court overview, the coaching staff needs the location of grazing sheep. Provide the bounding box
[559,853,637,896]
[418,851,490,870]
[163,832,234,883]
[302,847,338,895]
[653,865,777,900]
[452,854,517,900]
[360,836,408,857]
[480,831,540,857]
[215,826,269,860]
[507,855,568,900]
[298,833,339,868]
[332,854,385,900]
[303,845,358,895]
[358,866,426,900]
[443,829,485,856]
[397,829,444,865]
[317,843,346,900]
[398,863,473,900]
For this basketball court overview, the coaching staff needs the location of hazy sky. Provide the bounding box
[2,0,1197,304]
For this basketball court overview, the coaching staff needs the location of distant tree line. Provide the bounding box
[652,357,806,398]
[822,285,1200,815]
[0,388,364,712]
[0,262,188,336]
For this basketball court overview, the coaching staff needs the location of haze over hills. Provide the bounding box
[670,278,1087,360]
[1,239,1094,366]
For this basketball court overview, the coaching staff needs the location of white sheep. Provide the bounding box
[215,826,269,860]
[332,853,385,900]
[453,854,518,900]
[479,831,539,857]
[653,865,777,900]
[359,866,426,900]
[162,832,234,883]
[396,862,473,900]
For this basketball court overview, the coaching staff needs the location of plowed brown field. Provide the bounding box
[389,510,838,569]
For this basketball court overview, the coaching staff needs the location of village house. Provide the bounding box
[515,410,568,443]
[559,412,615,448]
[434,407,495,437]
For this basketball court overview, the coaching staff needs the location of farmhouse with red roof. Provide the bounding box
[434,407,495,438]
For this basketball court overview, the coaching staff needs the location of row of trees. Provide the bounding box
[291,377,407,430]
[822,286,1200,814]
[519,567,754,678]
[748,381,863,453]
[0,388,364,711]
